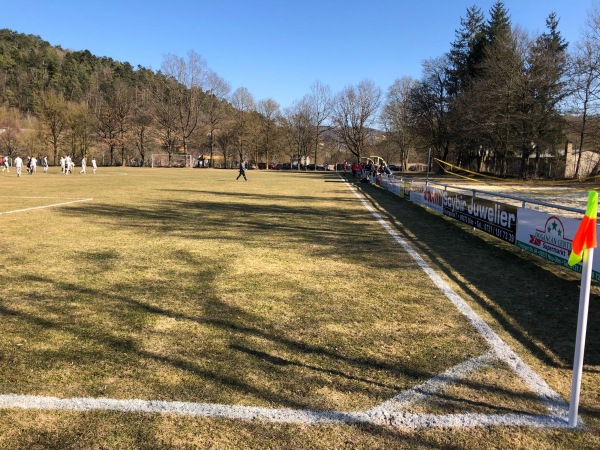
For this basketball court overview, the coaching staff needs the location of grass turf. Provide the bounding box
[0,167,598,448]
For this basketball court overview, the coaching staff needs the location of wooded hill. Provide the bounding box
[0,28,255,168]
[0,29,150,112]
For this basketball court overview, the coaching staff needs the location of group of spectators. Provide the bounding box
[350,161,393,181]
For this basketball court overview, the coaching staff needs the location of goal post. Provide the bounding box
[151,154,194,168]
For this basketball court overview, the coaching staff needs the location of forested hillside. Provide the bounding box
[0,29,146,112]
[0,29,244,168]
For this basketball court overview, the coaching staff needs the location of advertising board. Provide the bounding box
[442,191,517,244]
[515,208,600,280]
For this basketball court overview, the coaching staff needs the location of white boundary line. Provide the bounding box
[0,198,93,215]
[341,177,569,424]
[0,393,567,428]
[0,179,572,428]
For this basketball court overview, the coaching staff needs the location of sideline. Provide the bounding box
[342,175,569,424]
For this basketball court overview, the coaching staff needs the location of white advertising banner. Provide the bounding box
[515,207,600,281]
[380,178,402,196]
[410,184,444,213]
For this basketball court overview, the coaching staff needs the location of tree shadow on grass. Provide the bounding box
[60,197,397,270]
[355,182,600,368]
[0,260,547,421]
[160,188,363,203]
[0,183,567,422]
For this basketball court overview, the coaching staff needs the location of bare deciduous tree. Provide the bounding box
[39,91,67,164]
[307,80,333,166]
[151,75,179,161]
[257,98,280,167]
[230,87,256,160]
[203,69,231,167]
[0,115,22,157]
[569,5,600,177]
[407,57,452,169]
[284,98,313,168]
[381,77,418,170]
[92,79,132,166]
[131,83,154,166]
[161,51,207,155]
[65,101,95,161]
[332,79,381,162]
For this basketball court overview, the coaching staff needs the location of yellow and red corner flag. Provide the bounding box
[568,190,598,266]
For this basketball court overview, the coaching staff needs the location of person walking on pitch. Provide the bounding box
[236,159,247,181]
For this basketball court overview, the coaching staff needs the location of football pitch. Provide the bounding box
[0,167,598,448]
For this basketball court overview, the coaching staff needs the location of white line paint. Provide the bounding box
[368,351,496,414]
[342,178,569,422]
[0,394,568,429]
[0,178,571,428]
[0,196,87,199]
[0,198,93,215]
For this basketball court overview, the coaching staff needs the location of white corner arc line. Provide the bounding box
[341,177,568,422]
[368,351,496,414]
[0,198,93,215]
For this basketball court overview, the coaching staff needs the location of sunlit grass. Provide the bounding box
[0,167,598,448]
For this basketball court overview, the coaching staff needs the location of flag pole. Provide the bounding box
[568,244,595,427]
[569,248,594,427]
[567,190,598,427]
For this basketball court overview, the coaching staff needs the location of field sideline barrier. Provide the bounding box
[376,174,600,281]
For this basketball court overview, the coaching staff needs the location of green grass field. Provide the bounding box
[0,167,599,449]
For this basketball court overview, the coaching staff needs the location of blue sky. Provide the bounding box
[1,0,594,109]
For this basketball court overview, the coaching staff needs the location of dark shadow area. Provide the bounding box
[353,181,600,368]
[60,194,403,272]
[159,188,362,203]
[229,344,405,391]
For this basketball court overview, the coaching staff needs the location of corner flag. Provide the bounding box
[568,191,598,266]
[568,190,599,427]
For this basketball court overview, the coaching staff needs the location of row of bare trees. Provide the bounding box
[6,1,600,177]
[0,26,388,169]
[1,49,383,168]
